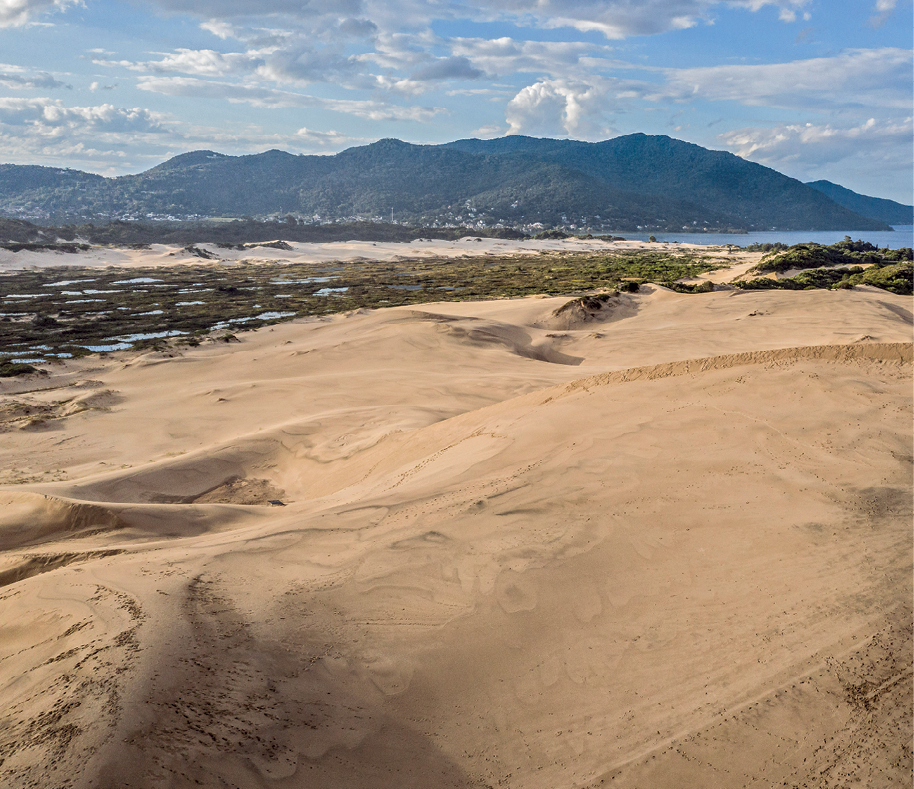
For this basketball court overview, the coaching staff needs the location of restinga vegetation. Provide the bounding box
[750,238,912,274]
[736,239,913,295]
[0,134,893,233]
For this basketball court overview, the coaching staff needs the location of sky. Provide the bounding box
[0,0,911,203]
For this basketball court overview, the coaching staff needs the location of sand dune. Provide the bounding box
[0,282,911,788]
[0,236,746,274]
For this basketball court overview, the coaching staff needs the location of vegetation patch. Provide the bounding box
[0,360,44,377]
[751,238,912,274]
[0,242,91,254]
[668,280,714,294]
[0,248,725,363]
[736,262,913,296]
[553,292,614,316]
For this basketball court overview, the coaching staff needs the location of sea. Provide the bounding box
[612,225,914,250]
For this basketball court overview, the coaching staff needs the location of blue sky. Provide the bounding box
[0,0,911,203]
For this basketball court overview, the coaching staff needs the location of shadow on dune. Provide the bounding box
[397,310,584,365]
[91,573,477,789]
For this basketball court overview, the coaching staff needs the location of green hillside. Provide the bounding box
[444,135,890,231]
[0,135,892,232]
[806,180,912,226]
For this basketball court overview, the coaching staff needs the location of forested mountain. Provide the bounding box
[443,135,890,231]
[0,135,892,232]
[806,180,912,226]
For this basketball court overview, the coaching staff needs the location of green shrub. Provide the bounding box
[0,360,41,377]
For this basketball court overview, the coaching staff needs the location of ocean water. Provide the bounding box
[613,226,914,250]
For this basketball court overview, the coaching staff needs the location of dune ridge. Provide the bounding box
[568,340,913,389]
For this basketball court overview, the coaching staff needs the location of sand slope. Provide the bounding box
[0,285,911,788]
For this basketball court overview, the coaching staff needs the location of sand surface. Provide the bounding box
[0,236,753,273]
[0,280,911,787]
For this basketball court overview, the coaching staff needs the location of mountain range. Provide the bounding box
[805,180,912,226]
[0,134,904,232]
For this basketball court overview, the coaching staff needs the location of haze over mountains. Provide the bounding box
[0,134,904,233]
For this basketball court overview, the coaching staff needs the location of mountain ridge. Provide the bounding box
[805,179,912,226]
[0,134,892,232]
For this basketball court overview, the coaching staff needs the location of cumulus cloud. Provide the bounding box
[718,116,914,201]
[720,117,914,167]
[0,97,168,134]
[0,0,78,27]
[0,118,363,175]
[505,79,614,138]
[0,132,131,168]
[98,39,371,89]
[0,97,174,172]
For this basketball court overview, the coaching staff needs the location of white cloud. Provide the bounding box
[129,0,814,40]
[721,117,914,167]
[446,87,513,97]
[450,37,618,78]
[0,120,362,175]
[0,133,131,166]
[0,66,70,89]
[94,49,263,78]
[200,20,238,39]
[136,75,446,121]
[718,116,914,201]
[148,0,364,18]
[97,38,374,89]
[0,97,167,134]
[505,79,614,138]
[0,96,365,173]
[295,126,361,148]
[253,45,363,86]
[436,0,811,39]
[662,48,913,111]
[471,123,507,137]
[0,97,175,174]
[869,0,899,26]
[0,0,78,27]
